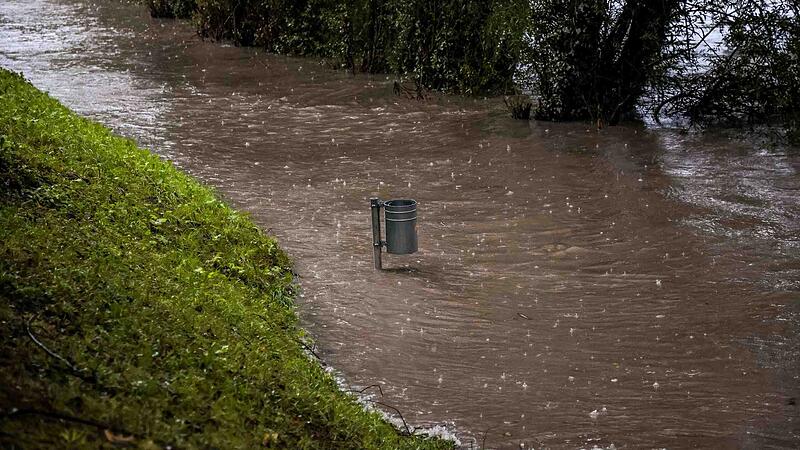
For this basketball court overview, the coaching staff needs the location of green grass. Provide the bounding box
[0,68,452,449]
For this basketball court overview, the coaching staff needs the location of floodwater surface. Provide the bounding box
[2,1,799,448]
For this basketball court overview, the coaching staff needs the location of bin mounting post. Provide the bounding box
[370,198,383,270]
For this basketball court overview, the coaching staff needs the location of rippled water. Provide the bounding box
[2,1,798,447]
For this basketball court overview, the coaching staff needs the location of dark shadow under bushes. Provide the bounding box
[147,0,195,19]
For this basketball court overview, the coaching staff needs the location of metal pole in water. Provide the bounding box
[370,197,383,270]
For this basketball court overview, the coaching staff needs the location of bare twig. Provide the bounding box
[254,313,270,323]
[368,400,412,436]
[230,327,252,345]
[252,313,326,365]
[476,423,502,449]
[355,384,384,396]
[297,339,326,366]
[26,323,79,373]
[25,322,111,390]
[3,408,133,438]
[653,91,693,124]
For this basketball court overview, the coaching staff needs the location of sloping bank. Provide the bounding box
[0,69,452,449]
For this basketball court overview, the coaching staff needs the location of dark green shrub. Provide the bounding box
[189,0,529,94]
[382,0,529,94]
[147,0,196,18]
[665,0,799,142]
[504,95,533,120]
[521,0,678,124]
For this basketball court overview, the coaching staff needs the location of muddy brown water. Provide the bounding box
[2,1,799,448]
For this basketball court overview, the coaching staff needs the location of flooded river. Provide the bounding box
[2,1,798,447]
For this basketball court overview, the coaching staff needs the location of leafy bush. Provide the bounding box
[147,0,799,139]
[504,95,533,119]
[654,0,800,142]
[520,0,678,124]
[150,0,529,94]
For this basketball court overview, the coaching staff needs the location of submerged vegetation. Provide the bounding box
[149,0,799,141]
[654,0,800,138]
[0,68,452,449]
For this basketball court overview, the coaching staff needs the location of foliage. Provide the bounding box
[517,0,798,139]
[146,0,799,137]
[653,0,800,142]
[150,0,529,94]
[0,68,453,449]
[147,0,196,18]
[504,95,533,120]
[191,0,336,52]
[379,0,530,93]
[521,0,679,124]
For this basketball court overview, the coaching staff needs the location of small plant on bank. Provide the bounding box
[504,95,533,120]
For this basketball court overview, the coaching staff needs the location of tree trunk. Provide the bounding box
[535,0,678,124]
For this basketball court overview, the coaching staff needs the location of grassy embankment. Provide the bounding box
[0,68,452,449]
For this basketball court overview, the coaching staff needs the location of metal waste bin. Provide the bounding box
[384,199,418,254]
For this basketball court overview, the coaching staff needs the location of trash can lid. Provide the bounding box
[384,199,416,210]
